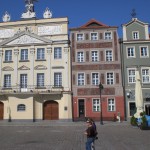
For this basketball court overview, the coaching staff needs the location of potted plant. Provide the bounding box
[130,116,137,126]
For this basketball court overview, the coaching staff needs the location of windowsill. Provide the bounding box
[35,59,46,61]
[52,86,63,89]
[35,86,46,89]
[2,87,12,90]
[19,60,30,62]
[3,61,13,63]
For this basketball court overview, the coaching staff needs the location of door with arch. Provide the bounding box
[43,101,59,120]
[0,102,4,120]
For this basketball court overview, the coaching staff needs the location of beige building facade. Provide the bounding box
[0,17,72,121]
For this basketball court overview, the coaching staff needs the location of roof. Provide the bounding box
[122,18,149,27]
[70,19,118,30]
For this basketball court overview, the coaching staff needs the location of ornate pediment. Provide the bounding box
[2,66,14,71]
[18,65,30,70]
[34,65,47,70]
[6,35,45,45]
[0,31,52,46]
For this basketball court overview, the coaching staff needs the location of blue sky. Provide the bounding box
[0,0,150,37]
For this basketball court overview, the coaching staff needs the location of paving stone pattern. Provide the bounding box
[0,121,149,150]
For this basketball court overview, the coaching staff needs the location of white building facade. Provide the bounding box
[0,17,72,121]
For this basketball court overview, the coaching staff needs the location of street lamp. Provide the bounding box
[99,82,104,125]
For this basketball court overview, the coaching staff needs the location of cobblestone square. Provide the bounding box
[0,121,149,150]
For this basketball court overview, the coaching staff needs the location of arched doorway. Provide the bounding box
[0,102,4,120]
[43,101,59,120]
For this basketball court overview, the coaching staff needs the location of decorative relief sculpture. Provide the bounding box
[43,7,52,19]
[0,29,14,38]
[2,11,11,22]
[38,25,62,35]
[6,35,44,45]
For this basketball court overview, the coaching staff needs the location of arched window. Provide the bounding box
[17,104,26,111]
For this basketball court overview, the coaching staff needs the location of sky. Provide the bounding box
[0,0,150,37]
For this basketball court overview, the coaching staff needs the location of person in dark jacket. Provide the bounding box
[84,120,95,150]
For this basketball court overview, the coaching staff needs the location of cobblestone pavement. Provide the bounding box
[0,121,149,150]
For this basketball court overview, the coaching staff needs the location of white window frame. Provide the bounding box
[132,31,139,40]
[104,32,112,40]
[106,72,114,85]
[37,73,44,87]
[126,47,135,58]
[77,73,85,86]
[5,50,12,62]
[21,49,28,61]
[90,32,98,41]
[37,48,45,60]
[128,68,136,83]
[140,46,149,58]
[91,51,98,62]
[20,74,27,88]
[105,50,113,61]
[54,72,62,87]
[76,33,84,41]
[142,68,150,83]
[93,99,100,112]
[54,47,62,59]
[77,51,84,62]
[91,72,99,85]
[108,99,115,111]
[4,74,11,88]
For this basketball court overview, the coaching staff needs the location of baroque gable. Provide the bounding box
[2,66,14,71]
[18,65,30,70]
[0,31,52,46]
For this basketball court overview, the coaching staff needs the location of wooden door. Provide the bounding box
[43,101,59,120]
[0,102,4,120]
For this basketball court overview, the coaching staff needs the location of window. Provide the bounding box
[91,51,98,62]
[142,69,150,83]
[127,47,135,57]
[105,32,112,40]
[91,33,98,40]
[21,49,28,60]
[5,50,12,61]
[17,104,26,111]
[108,99,115,111]
[54,47,62,59]
[133,31,139,40]
[4,74,11,88]
[93,99,100,111]
[37,73,44,87]
[106,50,112,61]
[128,69,135,83]
[54,72,62,87]
[20,74,27,88]
[77,52,84,62]
[78,73,84,86]
[140,47,148,57]
[92,73,99,85]
[77,34,84,41]
[107,73,114,85]
[37,48,45,60]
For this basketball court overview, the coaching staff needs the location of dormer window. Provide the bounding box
[132,31,139,40]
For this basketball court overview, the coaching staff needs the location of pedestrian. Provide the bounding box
[84,120,95,150]
[87,118,98,139]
